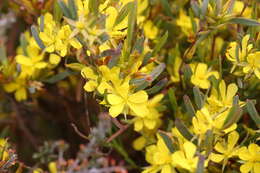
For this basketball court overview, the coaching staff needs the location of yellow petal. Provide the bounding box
[134,119,143,131]
[144,119,156,129]
[132,136,146,151]
[227,131,239,150]
[161,164,172,173]
[107,94,124,105]
[83,81,97,92]
[253,163,260,173]
[226,84,238,103]
[128,90,148,103]
[4,83,19,93]
[128,102,149,117]
[49,54,61,65]
[109,103,124,117]
[16,55,33,66]
[238,147,251,160]
[48,162,57,173]
[81,67,97,80]
[240,162,253,173]
[183,141,196,159]
[35,62,48,69]
[15,88,27,101]
[210,153,224,163]
[70,38,82,49]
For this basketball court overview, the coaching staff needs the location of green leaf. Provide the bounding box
[196,155,205,173]
[43,70,76,84]
[65,63,85,71]
[191,0,200,17]
[160,0,173,17]
[228,17,260,26]
[222,103,242,129]
[175,118,194,141]
[68,0,78,20]
[31,25,46,49]
[126,0,137,53]
[88,0,99,15]
[193,86,204,109]
[40,15,44,32]
[0,44,7,65]
[152,31,168,56]
[54,1,63,22]
[183,95,196,118]
[146,78,167,94]
[113,2,132,27]
[57,0,71,19]
[20,34,28,56]
[205,130,213,157]
[246,100,260,128]
[159,131,175,153]
[168,88,178,115]
[150,63,166,81]
[201,0,209,17]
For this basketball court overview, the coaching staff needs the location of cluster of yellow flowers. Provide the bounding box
[0,0,260,173]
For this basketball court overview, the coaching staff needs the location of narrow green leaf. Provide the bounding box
[43,70,75,84]
[68,0,78,20]
[65,63,85,71]
[196,155,205,173]
[160,0,173,17]
[222,104,242,129]
[205,130,213,157]
[146,78,167,94]
[159,131,175,153]
[168,88,178,115]
[40,15,44,32]
[228,17,260,26]
[152,31,168,56]
[150,63,166,81]
[113,2,132,27]
[183,95,196,118]
[191,0,200,17]
[89,0,99,15]
[126,0,137,53]
[57,0,71,18]
[201,0,209,17]
[20,34,28,56]
[53,1,63,22]
[31,25,45,49]
[175,118,194,141]
[246,100,260,128]
[193,86,204,109]
[0,44,7,65]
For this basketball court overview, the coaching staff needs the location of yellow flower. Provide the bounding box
[143,135,174,173]
[226,35,253,73]
[171,141,198,172]
[238,143,260,173]
[190,63,219,89]
[107,79,149,117]
[133,94,163,131]
[48,162,57,173]
[133,136,147,151]
[0,139,9,161]
[4,77,27,101]
[210,131,240,163]
[176,10,194,36]
[81,67,98,92]
[168,54,182,83]
[243,52,260,79]
[39,13,82,57]
[207,80,244,114]
[143,20,158,40]
[192,107,236,135]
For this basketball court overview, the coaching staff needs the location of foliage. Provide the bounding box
[0,0,260,173]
